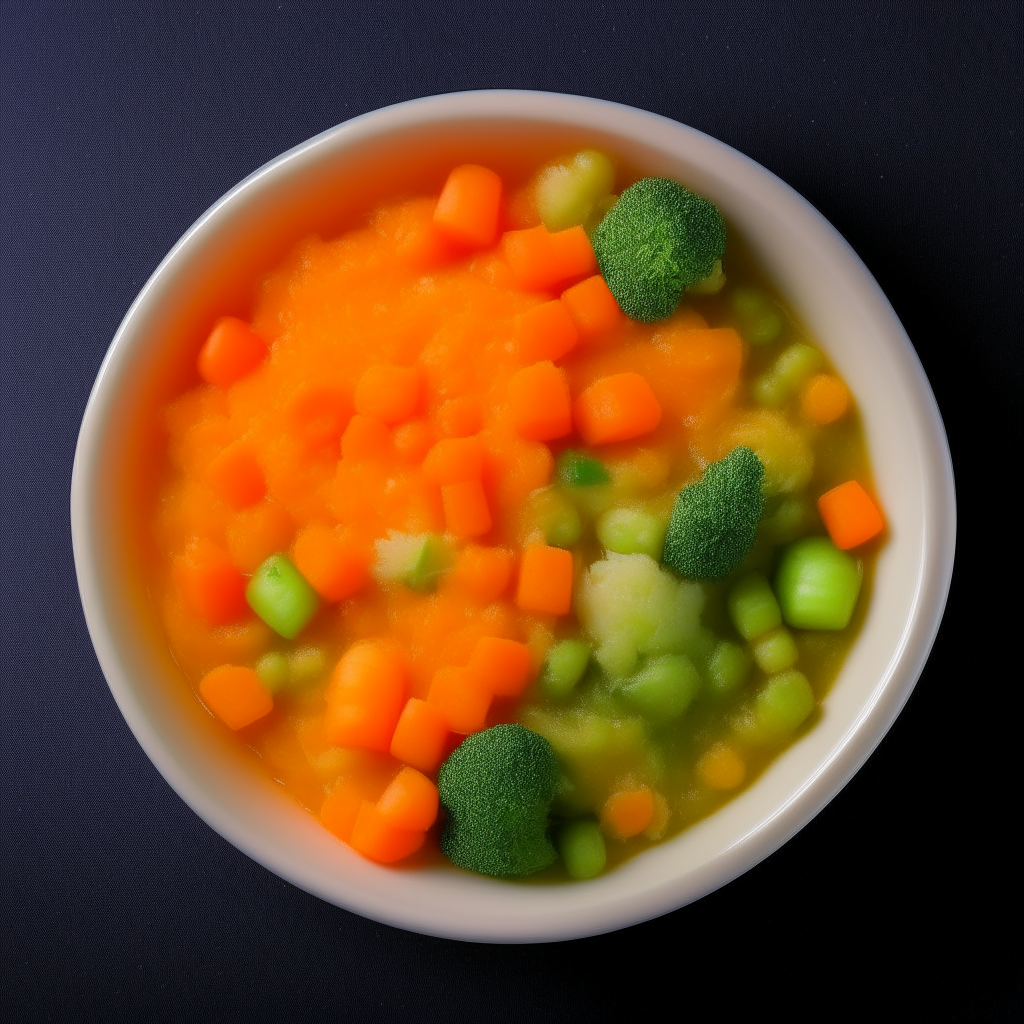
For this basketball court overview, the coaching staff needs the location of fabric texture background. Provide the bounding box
[2,2,1020,1020]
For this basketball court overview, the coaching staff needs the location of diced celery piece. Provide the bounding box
[752,371,788,408]
[596,507,666,560]
[706,640,752,697]
[373,532,450,592]
[618,654,700,724]
[754,670,815,736]
[731,287,783,344]
[255,651,289,693]
[246,554,319,639]
[524,709,615,760]
[536,150,616,232]
[576,553,706,679]
[541,640,591,700]
[762,496,812,544]
[583,193,618,236]
[686,258,726,296]
[557,450,610,487]
[776,537,862,629]
[558,820,607,879]
[774,343,822,391]
[751,627,799,673]
[288,645,328,689]
[728,573,782,640]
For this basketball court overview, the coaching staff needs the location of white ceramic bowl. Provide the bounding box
[71,90,956,942]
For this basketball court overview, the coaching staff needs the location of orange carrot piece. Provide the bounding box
[392,419,434,462]
[668,327,743,418]
[206,442,265,509]
[292,524,369,602]
[324,642,407,752]
[696,743,746,790]
[817,480,885,550]
[506,361,572,441]
[199,665,272,730]
[393,197,457,271]
[600,787,655,839]
[427,665,492,735]
[226,500,294,574]
[501,224,597,292]
[433,165,503,250]
[422,436,486,484]
[320,780,365,842]
[196,316,267,388]
[441,479,492,538]
[436,395,483,438]
[174,537,248,625]
[547,225,598,281]
[801,373,850,424]
[353,365,422,425]
[377,766,439,832]
[574,371,663,445]
[348,801,426,864]
[450,545,514,603]
[389,698,450,773]
[340,414,391,461]
[516,299,580,363]
[560,274,625,341]
[516,544,573,616]
[469,636,534,698]
[285,386,352,453]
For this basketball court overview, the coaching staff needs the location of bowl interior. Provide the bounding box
[72,91,955,942]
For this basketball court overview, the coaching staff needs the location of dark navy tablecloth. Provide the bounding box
[3,2,1020,1020]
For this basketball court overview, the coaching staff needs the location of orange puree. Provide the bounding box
[153,161,752,867]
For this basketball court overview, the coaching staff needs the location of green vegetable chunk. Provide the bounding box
[706,640,752,697]
[535,149,616,233]
[751,627,799,674]
[592,177,727,322]
[728,572,782,640]
[255,651,289,693]
[618,653,700,724]
[246,554,319,639]
[597,507,666,559]
[438,724,560,878]
[755,670,815,737]
[731,287,783,344]
[662,447,766,580]
[775,537,862,629]
[557,449,610,487]
[541,640,591,700]
[558,820,607,879]
[373,532,450,592]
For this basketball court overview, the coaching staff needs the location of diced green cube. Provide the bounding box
[246,554,320,639]
[536,149,616,232]
[558,820,607,879]
[618,654,700,725]
[731,287,783,344]
[706,640,752,697]
[596,507,666,559]
[255,651,289,693]
[728,572,782,640]
[751,627,799,674]
[775,537,862,629]
[557,450,610,487]
[288,645,328,689]
[754,669,815,737]
[540,640,591,700]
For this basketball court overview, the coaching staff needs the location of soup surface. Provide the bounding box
[150,148,884,879]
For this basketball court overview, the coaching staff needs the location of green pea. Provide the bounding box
[558,820,607,879]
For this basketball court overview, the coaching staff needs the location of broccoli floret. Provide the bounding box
[591,177,727,322]
[662,447,765,580]
[437,724,560,878]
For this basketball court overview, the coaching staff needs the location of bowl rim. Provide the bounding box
[71,89,956,942]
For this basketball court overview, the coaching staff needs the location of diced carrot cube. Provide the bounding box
[574,372,662,445]
[226,500,294,574]
[354,365,422,425]
[667,327,743,418]
[206,442,265,509]
[441,479,492,538]
[450,545,515,603]
[324,642,407,752]
[174,537,248,625]
[389,698,450,774]
[817,480,885,550]
[292,524,369,602]
[377,766,439,832]
[507,361,572,441]
[801,373,850,424]
[501,224,598,292]
[516,544,573,616]
[696,743,746,790]
[560,274,625,341]
[199,664,273,730]
[393,197,457,271]
[422,436,486,484]
[348,801,426,864]
[600,786,655,839]
[341,414,391,461]
[285,386,352,453]
[516,299,580,363]
[320,779,365,842]
[427,665,492,735]
[469,636,534,697]
[547,225,598,281]
[433,165,503,250]
[197,317,267,388]
[436,395,483,438]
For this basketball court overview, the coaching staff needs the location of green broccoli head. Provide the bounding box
[437,724,560,878]
[662,446,766,580]
[591,177,727,322]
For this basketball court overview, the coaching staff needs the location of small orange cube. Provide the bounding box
[560,274,625,342]
[197,316,267,388]
[507,362,572,442]
[516,544,573,616]
[441,479,492,538]
[433,164,503,250]
[427,666,492,735]
[389,698,450,774]
[469,636,534,697]
[206,443,265,509]
[450,545,515,603]
[515,299,579,363]
[199,665,273,730]
[817,480,885,550]
[292,524,369,602]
